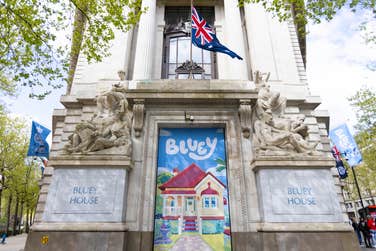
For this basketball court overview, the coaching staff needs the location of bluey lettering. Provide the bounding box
[166,137,217,160]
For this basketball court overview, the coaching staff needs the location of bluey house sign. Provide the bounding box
[52,176,117,214]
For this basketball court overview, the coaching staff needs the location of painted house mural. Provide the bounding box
[153,128,231,251]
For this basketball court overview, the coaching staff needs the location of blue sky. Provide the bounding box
[4,7,376,142]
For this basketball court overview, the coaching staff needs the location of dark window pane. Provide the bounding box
[165,6,214,29]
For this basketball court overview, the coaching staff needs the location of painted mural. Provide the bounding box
[153,128,231,251]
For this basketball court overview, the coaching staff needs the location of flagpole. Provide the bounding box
[189,0,193,79]
[351,166,366,215]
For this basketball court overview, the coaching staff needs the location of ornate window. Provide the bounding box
[163,6,216,79]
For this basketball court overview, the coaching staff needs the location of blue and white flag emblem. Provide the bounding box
[329,124,362,167]
[27,121,51,158]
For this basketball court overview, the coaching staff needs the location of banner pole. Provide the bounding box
[351,166,366,215]
[189,0,193,79]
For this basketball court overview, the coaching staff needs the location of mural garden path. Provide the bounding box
[170,235,212,251]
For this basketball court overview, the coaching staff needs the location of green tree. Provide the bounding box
[239,0,376,25]
[0,110,40,234]
[0,110,28,218]
[343,87,376,204]
[215,158,226,173]
[349,87,376,172]
[0,0,144,99]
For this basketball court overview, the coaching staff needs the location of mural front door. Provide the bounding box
[185,197,195,216]
[153,128,232,251]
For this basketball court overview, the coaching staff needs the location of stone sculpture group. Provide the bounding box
[65,85,132,156]
[64,74,319,157]
[252,72,320,156]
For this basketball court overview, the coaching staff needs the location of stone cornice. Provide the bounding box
[31,223,128,232]
[258,222,352,232]
[49,155,132,170]
[251,155,335,172]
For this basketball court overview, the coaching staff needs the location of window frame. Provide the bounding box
[162,6,217,79]
[202,195,218,209]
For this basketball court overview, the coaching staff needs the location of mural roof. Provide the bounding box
[159,163,226,191]
[159,163,206,190]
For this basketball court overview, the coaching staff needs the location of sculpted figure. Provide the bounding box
[254,71,286,119]
[89,97,132,155]
[253,113,318,155]
[252,72,320,156]
[65,121,97,154]
[273,114,309,138]
[65,85,132,155]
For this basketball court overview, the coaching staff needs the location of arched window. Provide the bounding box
[163,6,216,79]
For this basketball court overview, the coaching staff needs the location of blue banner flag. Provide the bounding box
[191,7,243,60]
[27,121,51,158]
[329,124,362,166]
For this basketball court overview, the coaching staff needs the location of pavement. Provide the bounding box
[0,234,26,251]
[0,233,374,251]
[170,235,212,251]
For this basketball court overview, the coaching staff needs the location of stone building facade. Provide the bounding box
[25,1,359,250]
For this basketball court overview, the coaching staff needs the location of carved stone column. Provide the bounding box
[133,99,145,137]
[133,0,156,80]
[239,99,252,138]
[223,0,248,80]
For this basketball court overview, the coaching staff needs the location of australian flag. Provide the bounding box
[27,121,51,158]
[191,7,243,60]
[331,145,348,179]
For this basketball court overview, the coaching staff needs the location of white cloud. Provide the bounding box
[306,8,376,132]
[206,166,226,177]
[157,167,172,175]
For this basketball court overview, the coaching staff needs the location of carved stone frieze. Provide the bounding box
[64,84,132,156]
[132,99,145,137]
[175,60,205,74]
[239,99,252,138]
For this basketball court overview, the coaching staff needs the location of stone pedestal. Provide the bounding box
[24,156,132,251]
[245,156,360,251]
[231,231,359,251]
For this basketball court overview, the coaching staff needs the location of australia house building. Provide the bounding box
[25,1,359,250]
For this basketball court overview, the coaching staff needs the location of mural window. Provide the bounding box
[203,197,210,208]
[211,197,217,208]
[163,6,216,79]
